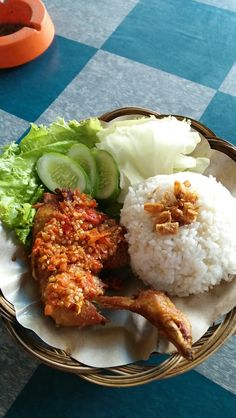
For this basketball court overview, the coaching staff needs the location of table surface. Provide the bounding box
[0,0,236,417]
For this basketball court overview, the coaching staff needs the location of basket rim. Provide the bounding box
[2,308,236,387]
[0,109,236,386]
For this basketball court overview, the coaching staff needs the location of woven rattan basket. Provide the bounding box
[0,107,236,387]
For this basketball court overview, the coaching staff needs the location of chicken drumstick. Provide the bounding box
[31,190,193,359]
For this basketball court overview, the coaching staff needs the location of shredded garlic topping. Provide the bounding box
[144,180,199,235]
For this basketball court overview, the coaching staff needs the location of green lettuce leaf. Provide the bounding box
[0,117,102,244]
[0,143,44,243]
[20,118,102,161]
[68,118,102,148]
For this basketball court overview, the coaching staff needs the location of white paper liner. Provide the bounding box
[0,148,236,368]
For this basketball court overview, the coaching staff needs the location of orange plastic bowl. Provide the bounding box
[0,0,55,68]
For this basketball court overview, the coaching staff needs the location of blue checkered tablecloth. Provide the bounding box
[0,1,236,417]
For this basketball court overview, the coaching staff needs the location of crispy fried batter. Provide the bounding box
[32,190,128,327]
[32,190,193,359]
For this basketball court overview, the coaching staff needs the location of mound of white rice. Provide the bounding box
[121,172,236,296]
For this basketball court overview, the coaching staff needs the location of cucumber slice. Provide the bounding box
[92,149,120,200]
[67,144,97,192]
[36,152,89,193]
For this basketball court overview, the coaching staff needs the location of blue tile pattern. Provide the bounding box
[36,50,215,124]
[0,36,96,121]
[102,0,236,89]
[5,365,236,418]
[1,0,236,416]
[200,92,236,143]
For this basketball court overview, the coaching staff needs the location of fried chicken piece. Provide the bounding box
[97,290,193,360]
[31,190,193,359]
[32,190,129,327]
[41,266,107,327]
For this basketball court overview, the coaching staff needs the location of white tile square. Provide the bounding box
[37,50,216,124]
[195,0,236,12]
[0,319,38,417]
[44,0,139,48]
[0,110,29,146]
[196,335,236,395]
[219,63,236,96]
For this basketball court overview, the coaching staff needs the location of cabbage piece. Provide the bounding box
[96,116,210,201]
